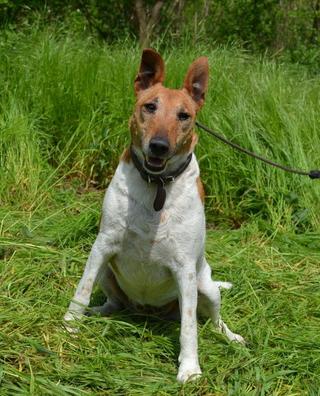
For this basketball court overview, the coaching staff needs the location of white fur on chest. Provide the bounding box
[99,155,205,306]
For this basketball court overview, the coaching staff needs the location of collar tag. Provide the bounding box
[153,179,166,211]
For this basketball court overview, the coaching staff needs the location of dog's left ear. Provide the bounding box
[183,57,209,109]
[134,48,165,95]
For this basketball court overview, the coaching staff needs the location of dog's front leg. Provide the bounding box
[64,232,114,326]
[175,268,201,383]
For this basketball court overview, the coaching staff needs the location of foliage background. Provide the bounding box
[1,0,320,68]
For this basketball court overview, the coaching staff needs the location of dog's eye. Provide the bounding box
[177,112,190,121]
[144,103,157,113]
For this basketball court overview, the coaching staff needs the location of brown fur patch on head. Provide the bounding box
[196,177,205,204]
[131,50,209,159]
[176,132,198,156]
[129,115,142,147]
[131,84,198,155]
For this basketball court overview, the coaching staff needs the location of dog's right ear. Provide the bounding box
[134,49,165,95]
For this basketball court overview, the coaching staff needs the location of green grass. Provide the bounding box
[1,26,320,394]
[0,26,319,230]
[1,192,320,395]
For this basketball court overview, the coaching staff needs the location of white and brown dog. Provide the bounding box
[64,49,244,383]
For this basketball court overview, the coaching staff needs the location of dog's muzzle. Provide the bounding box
[145,137,170,172]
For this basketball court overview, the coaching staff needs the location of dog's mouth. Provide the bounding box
[144,156,167,173]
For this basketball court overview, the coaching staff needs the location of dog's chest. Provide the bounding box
[112,256,177,307]
[101,158,204,306]
[113,208,184,306]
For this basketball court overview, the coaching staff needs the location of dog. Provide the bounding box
[64,49,244,383]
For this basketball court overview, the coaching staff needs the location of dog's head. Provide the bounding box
[130,49,209,175]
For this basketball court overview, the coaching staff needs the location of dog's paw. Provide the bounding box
[224,328,246,345]
[218,319,245,345]
[177,360,202,383]
[214,281,233,290]
[63,312,80,334]
[231,333,246,345]
[87,300,121,317]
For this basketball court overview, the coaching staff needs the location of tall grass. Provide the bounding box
[0,26,319,230]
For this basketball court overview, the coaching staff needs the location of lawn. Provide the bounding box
[1,195,320,395]
[0,26,320,395]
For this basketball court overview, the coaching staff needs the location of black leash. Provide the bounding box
[195,121,320,180]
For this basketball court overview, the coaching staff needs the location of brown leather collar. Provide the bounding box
[130,146,192,211]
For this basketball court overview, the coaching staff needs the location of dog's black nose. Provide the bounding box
[149,137,170,157]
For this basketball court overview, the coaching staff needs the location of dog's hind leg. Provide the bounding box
[197,260,245,344]
[88,266,127,316]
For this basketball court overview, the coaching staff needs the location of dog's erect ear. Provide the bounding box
[134,49,165,95]
[183,57,209,109]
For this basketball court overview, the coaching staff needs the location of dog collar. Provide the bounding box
[130,147,192,212]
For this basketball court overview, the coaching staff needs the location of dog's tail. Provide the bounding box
[214,281,233,290]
